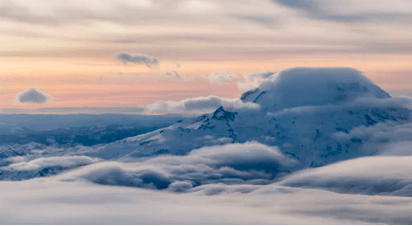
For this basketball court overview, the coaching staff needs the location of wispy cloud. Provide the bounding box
[166,71,180,79]
[144,95,259,114]
[205,70,237,84]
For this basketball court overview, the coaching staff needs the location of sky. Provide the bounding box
[1,0,412,109]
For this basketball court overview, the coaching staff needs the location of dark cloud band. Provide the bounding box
[116,52,159,68]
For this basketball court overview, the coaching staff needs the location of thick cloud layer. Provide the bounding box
[144,95,259,114]
[116,52,159,68]
[1,178,412,224]
[15,87,50,104]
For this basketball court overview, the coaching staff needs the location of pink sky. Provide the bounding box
[1,0,412,109]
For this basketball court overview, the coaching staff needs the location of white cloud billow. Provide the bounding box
[116,52,159,68]
[280,156,412,197]
[0,156,100,180]
[238,70,278,91]
[144,95,259,114]
[3,156,99,172]
[16,87,50,104]
[58,142,296,189]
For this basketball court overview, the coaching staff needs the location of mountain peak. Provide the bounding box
[212,106,236,121]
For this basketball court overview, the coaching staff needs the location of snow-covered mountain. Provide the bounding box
[83,67,410,168]
[1,67,411,182]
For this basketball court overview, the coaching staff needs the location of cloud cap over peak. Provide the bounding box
[16,87,50,104]
[241,67,391,111]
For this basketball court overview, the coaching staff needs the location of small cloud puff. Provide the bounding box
[116,52,159,68]
[16,87,50,104]
[144,95,259,114]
